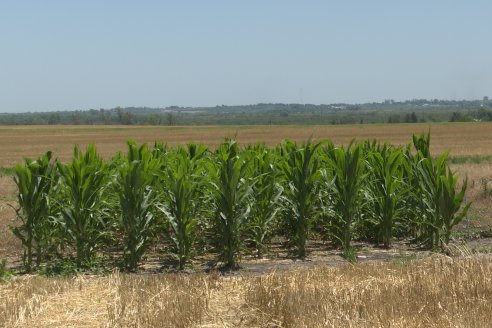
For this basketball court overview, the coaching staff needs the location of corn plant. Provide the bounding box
[57,145,109,267]
[12,151,56,271]
[407,132,450,249]
[247,145,283,257]
[209,140,252,269]
[323,142,364,252]
[157,144,207,269]
[401,143,427,241]
[439,168,471,245]
[415,149,471,249]
[415,151,448,249]
[117,141,159,271]
[366,144,407,247]
[279,140,321,258]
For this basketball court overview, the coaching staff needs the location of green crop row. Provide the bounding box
[11,133,470,272]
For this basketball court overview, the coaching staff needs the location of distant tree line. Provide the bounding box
[1,100,491,126]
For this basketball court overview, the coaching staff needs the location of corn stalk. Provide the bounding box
[323,142,364,251]
[366,144,406,247]
[157,145,207,269]
[57,145,109,267]
[117,141,159,271]
[439,168,471,245]
[210,140,252,269]
[279,140,321,258]
[12,151,56,271]
[247,145,283,257]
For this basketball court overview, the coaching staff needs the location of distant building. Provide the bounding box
[484,96,489,102]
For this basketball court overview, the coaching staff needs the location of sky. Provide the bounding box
[1,1,491,113]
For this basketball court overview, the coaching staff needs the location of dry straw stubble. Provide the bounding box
[2,255,492,327]
[244,255,492,327]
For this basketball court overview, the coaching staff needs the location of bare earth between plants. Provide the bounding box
[1,123,492,327]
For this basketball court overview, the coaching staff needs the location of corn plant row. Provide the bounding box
[12,134,470,271]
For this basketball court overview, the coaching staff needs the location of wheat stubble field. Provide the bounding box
[1,122,492,327]
[0,122,491,166]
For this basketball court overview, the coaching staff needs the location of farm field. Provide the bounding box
[1,123,492,327]
[0,122,491,166]
[2,255,492,327]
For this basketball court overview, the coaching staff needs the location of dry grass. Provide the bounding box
[0,272,217,328]
[1,255,492,327]
[0,122,491,166]
[244,255,492,327]
[0,275,74,327]
[106,272,216,328]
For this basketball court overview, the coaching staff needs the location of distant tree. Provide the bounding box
[450,112,470,122]
[404,112,418,123]
[387,115,401,123]
[47,113,61,124]
[476,108,492,121]
[116,107,124,124]
[100,109,111,124]
[166,112,176,126]
[122,112,134,125]
[72,112,82,125]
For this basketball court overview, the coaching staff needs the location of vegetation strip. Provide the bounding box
[9,133,470,272]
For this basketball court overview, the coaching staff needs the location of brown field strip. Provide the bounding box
[0,122,491,166]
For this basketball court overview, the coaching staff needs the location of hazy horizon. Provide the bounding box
[1,1,491,113]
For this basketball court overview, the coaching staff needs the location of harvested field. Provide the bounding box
[0,122,491,166]
[1,255,492,327]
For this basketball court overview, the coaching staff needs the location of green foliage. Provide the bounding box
[0,259,12,281]
[448,155,492,164]
[323,142,365,251]
[365,144,407,247]
[10,134,472,270]
[12,151,56,271]
[279,140,321,258]
[210,140,252,268]
[407,133,471,249]
[0,167,15,176]
[57,144,109,267]
[117,141,159,271]
[342,247,358,263]
[42,257,111,277]
[439,169,471,245]
[42,258,79,277]
[157,144,207,269]
[247,145,283,257]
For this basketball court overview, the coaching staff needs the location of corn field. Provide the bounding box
[11,133,470,271]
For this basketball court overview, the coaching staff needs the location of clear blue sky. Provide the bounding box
[1,1,491,112]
